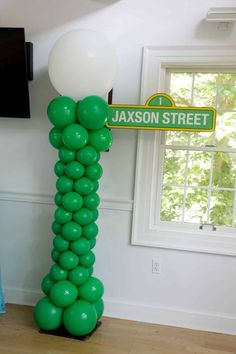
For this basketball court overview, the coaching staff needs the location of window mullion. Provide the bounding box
[163,145,236,153]
[181,72,195,222]
[162,183,235,192]
[232,178,236,227]
[182,150,189,222]
[212,73,220,146]
[191,72,195,105]
[206,152,214,224]
[206,74,218,223]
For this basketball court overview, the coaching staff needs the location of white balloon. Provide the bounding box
[48,29,117,101]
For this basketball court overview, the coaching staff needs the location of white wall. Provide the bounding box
[1,0,236,334]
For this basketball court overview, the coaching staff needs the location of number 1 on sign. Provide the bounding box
[158,97,163,106]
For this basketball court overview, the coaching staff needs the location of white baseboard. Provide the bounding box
[5,287,42,306]
[4,287,236,335]
[104,298,236,335]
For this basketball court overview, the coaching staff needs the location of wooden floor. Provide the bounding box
[0,305,236,354]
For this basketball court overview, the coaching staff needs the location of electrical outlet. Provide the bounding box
[152,259,161,274]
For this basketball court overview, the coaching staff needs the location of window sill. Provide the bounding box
[132,220,236,256]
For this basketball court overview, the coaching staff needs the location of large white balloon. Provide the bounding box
[48,29,117,101]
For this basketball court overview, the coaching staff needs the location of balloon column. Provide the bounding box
[34,29,117,337]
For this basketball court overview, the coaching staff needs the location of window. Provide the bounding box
[132,47,236,255]
[160,71,236,228]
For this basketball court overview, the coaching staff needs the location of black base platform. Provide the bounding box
[39,321,102,341]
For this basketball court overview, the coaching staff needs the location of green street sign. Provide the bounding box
[107,93,216,132]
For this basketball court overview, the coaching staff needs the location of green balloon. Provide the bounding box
[70,237,90,256]
[59,146,76,163]
[53,235,70,252]
[54,192,63,206]
[88,266,94,276]
[62,124,88,150]
[77,96,109,130]
[54,207,72,224]
[68,266,89,286]
[83,222,99,240]
[88,127,112,152]
[51,248,61,262]
[59,250,79,270]
[74,177,94,195]
[63,300,97,336]
[77,277,104,303]
[85,163,103,181]
[89,237,97,250]
[49,127,63,149]
[62,191,83,212]
[50,280,78,308]
[91,209,99,222]
[62,221,82,241]
[64,161,85,180]
[51,220,62,234]
[50,264,68,282]
[79,251,95,268]
[93,298,104,320]
[76,145,98,166]
[34,296,63,330]
[54,160,65,177]
[92,180,99,193]
[95,151,101,162]
[41,274,55,296]
[47,96,76,129]
[73,207,93,226]
[83,193,100,210]
[56,176,73,194]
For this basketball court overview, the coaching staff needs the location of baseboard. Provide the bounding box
[5,287,42,306]
[104,298,236,335]
[4,287,236,335]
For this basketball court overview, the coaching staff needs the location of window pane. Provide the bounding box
[218,73,236,110]
[210,190,234,227]
[162,149,186,185]
[160,186,184,222]
[165,131,190,146]
[189,131,214,147]
[184,188,208,224]
[193,73,217,107]
[215,112,236,148]
[212,152,236,189]
[187,151,211,187]
[170,73,193,106]
[165,131,214,147]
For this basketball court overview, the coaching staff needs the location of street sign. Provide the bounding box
[107,93,216,132]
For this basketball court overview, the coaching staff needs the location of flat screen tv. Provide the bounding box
[0,27,31,118]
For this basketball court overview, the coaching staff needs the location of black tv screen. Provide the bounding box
[0,27,30,118]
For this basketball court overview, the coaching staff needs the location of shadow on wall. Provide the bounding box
[0,0,120,35]
[30,69,57,121]
[195,20,234,40]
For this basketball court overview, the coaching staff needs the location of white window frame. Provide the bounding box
[131,46,236,256]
